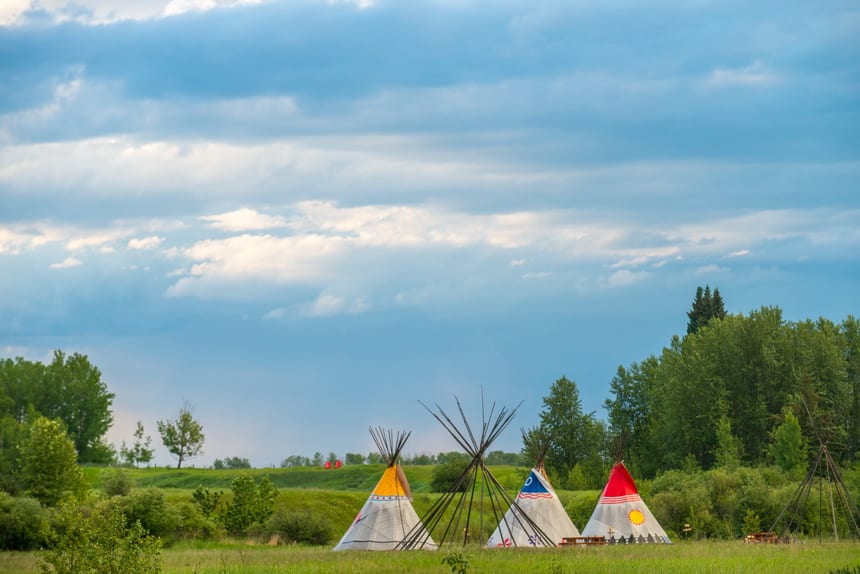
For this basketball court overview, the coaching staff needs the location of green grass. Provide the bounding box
[3,541,859,573]
[84,464,533,493]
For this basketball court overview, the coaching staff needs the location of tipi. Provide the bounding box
[333,427,437,551]
[581,461,670,544]
[399,396,559,548]
[486,428,580,547]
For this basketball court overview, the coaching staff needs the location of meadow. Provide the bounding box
[2,540,859,574]
[2,465,856,574]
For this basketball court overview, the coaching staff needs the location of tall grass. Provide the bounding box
[4,541,859,574]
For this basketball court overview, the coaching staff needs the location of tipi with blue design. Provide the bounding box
[486,428,580,547]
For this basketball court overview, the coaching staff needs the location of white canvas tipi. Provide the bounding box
[486,465,580,547]
[486,428,580,547]
[333,428,437,551]
[581,461,671,544]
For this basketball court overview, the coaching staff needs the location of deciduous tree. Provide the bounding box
[18,417,86,506]
[157,403,204,469]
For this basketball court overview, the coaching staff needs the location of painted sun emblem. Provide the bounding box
[627,509,646,526]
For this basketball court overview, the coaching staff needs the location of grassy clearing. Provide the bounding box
[3,541,858,574]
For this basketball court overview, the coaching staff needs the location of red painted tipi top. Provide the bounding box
[599,462,642,504]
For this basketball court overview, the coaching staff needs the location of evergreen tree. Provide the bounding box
[686,285,726,335]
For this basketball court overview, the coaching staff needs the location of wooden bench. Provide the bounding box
[744,532,779,544]
[559,536,607,546]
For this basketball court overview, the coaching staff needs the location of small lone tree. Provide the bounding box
[157,403,204,469]
[120,420,154,468]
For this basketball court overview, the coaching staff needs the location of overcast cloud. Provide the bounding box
[1,0,857,466]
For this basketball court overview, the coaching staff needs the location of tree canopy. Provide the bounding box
[606,307,860,477]
[0,351,114,463]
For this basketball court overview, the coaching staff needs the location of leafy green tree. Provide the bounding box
[0,352,115,463]
[603,358,657,473]
[157,404,204,469]
[344,452,365,465]
[280,455,311,468]
[19,417,86,506]
[41,351,115,463]
[841,316,860,460]
[713,415,742,469]
[213,456,251,470]
[39,503,161,574]
[538,376,604,484]
[223,474,277,535]
[120,421,154,468]
[769,411,807,478]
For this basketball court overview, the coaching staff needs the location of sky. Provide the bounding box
[1,0,858,468]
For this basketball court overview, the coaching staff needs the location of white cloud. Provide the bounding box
[201,208,286,232]
[522,271,552,279]
[128,236,164,250]
[696,264,729,274]
[50,256,83,269]
[703,60,779,88]
[303,293,369,317]
[262,307,285,320]
[725,249,751,258]
[510,258,527,267]
[606,269,649,287]
[0,0,269,25]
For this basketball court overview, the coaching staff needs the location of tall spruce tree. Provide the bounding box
[686,285,726,335]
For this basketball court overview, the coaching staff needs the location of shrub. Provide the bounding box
[259,507,332,545]
[101,468,134,497]
[431,461,470,493]
[40,504,161,574]
[222,474,277,535]
[0,492,47,550]
[113,488,178,540]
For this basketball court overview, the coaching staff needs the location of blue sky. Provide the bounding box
[1,0,858,467]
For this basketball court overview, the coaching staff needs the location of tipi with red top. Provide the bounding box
[581,461,671,544]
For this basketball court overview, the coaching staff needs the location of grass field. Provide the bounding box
[2,540,859,574]
[17,465,853,573]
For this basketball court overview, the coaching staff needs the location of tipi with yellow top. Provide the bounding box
[333,427,437,551]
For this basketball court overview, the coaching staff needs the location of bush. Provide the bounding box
[431,461,470,493]
[101,468,134,497]
[113,488,178,540]
[0,492,47,550]
[259,507,332,545]
[40,504,161,574]
[222,474,277,535]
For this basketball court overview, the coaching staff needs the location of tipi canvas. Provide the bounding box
[486,466,580,547]
[333,428,437,551]
[581,461,670,544]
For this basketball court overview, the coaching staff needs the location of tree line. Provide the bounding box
[529,286,860,491]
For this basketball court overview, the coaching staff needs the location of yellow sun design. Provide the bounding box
[627,509,645,525]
